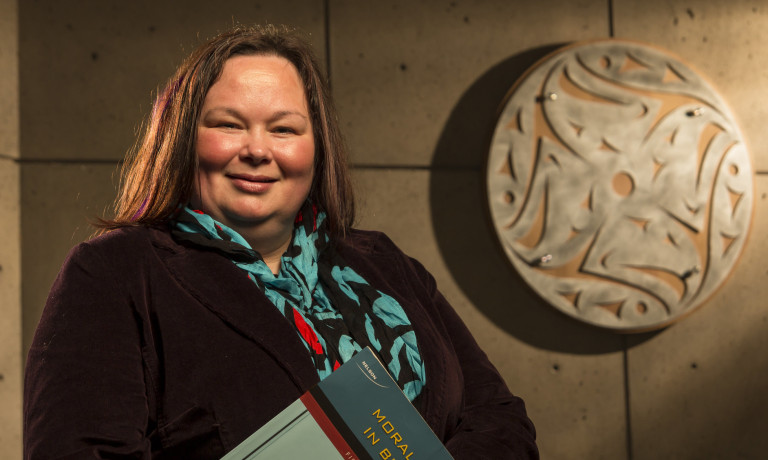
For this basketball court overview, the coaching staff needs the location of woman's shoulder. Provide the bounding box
[339,228,433,281]
[342,228,403,255]
[70,225,175,261]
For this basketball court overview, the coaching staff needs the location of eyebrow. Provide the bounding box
[270,110,309,122]
[203,107,309,122]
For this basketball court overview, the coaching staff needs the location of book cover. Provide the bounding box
[221,347,453,459]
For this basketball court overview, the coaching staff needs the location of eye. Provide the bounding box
[204,117,242,130]
[274,126,296,134]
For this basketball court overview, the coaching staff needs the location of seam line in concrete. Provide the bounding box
[352,164,483,172]
[608,0,615,38]
[353,164,432,171]
[349,163,485,173]
[622,335,634,460]
[14,159,122,165]
[324,0,331,91]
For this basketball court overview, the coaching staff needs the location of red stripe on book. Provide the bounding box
[300,392,360,460]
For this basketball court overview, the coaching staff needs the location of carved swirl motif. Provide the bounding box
[486,40,753,332]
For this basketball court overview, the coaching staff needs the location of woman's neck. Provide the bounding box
[258,239,290,274]
[236,223,293,275]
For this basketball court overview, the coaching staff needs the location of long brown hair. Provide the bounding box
[98,24,354,236]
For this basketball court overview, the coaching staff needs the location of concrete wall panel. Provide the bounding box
[0,0,22,456]
[354,167,628,459]
[614,0,768,172]
[19,0,325,162]
[627,176,768,459]
[0,0,19,161]
[20,163,119,354]
[331,0,609,167]
[0,158,22,459]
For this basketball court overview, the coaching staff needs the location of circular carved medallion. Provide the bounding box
[486,40,753,332]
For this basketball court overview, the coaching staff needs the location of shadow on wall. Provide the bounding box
[429,44,661,355]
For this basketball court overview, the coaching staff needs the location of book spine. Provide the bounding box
[301,389,372,460]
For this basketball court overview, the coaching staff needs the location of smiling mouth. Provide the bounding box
[228,174,277,193]
[227,173,277,183]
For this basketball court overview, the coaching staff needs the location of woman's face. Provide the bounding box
[193,54,315,241]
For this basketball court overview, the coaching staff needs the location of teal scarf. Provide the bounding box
[172,203,425,402]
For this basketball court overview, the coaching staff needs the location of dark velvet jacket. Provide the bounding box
[24,226,538,459]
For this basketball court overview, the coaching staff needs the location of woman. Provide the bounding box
[24,25,538,459]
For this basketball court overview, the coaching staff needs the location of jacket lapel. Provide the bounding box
[150,228,320,391]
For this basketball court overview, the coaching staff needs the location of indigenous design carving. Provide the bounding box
[486,40,753,332]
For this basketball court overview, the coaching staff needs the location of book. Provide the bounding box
[221,347,454,459]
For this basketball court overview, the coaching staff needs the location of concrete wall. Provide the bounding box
[7,0,767,458]
[0,0,22,457]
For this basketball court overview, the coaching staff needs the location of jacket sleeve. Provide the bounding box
[412,257,539,460]
[24,242,152,459]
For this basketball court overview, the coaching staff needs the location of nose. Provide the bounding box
[239,129,272,163]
